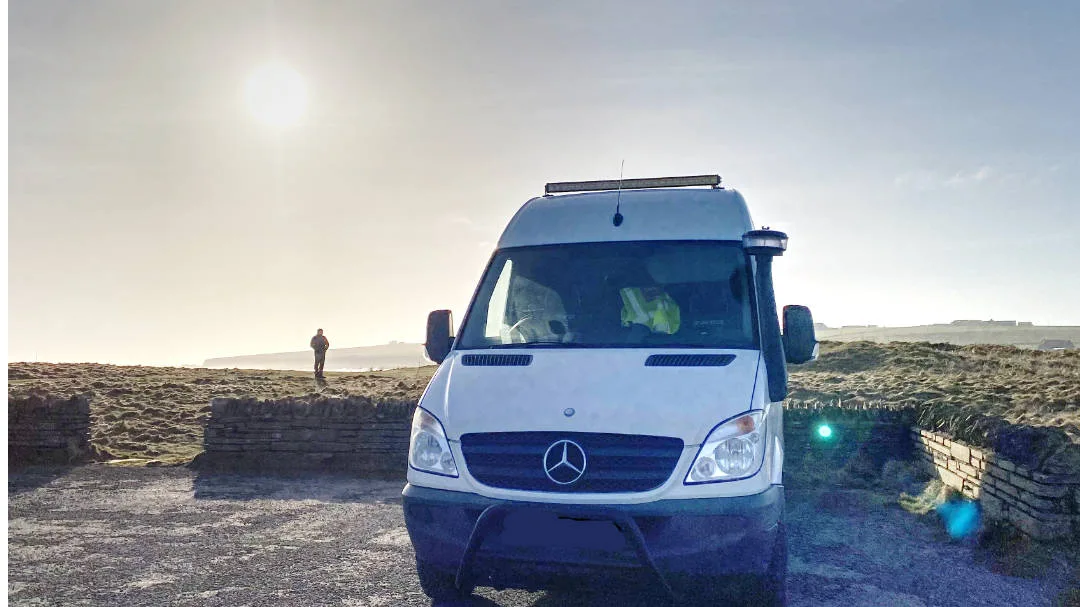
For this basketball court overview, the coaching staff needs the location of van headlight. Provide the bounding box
[685,411,766,484]
[409,408,459,477]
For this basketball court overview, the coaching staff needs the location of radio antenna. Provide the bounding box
[612,159,625,227]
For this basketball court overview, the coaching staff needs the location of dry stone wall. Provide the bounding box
[12,387,1075,541]
[784,403,916,470]
[8,393,92,463]
[914,429,1080,540]
[198,396,415,474]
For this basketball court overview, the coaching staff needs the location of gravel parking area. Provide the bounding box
[8,466,1074,606]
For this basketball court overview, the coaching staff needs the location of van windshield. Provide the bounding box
[457,241,757,350]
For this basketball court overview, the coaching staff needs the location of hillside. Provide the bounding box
[203,342,425,372]
[9,341,1080,469]
[791,342,1080,472]
[197,325,1080,373]
[816,324,1080,348]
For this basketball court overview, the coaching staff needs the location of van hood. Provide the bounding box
[419,349,762,445]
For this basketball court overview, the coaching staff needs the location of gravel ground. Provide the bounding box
[8,466,1074,606]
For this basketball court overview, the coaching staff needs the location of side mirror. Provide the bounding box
[782,305,817,364]
[425,310,454,364]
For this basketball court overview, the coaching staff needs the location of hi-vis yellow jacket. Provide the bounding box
[620,288,681,335]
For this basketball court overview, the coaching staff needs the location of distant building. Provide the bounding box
[1038,339,1075,351]
[1018,321,1033,327]
[950,319,1021,327]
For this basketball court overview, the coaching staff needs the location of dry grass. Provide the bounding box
[7,363,434,465]
[792,341,1080,415]
[790,341,1080,471]
[9,341,1080,469]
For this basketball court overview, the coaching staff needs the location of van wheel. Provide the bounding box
[701,524,786,606]
[416,560,473,601]
[754,522,788,606]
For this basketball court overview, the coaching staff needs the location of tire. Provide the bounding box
[416,560,473,601]
[756,522,788,607]
[689,524,786,607]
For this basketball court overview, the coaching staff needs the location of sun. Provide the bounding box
[245,63,308,128]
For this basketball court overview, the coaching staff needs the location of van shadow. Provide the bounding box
[431,580,672,607]
[523,586,670,607]
[432,591,669,607]
[191,468,405,504]
[8,464,77,496]
[431,598,501,607]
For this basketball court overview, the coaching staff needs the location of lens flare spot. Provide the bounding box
[816,424,833,439]
[937,499,981,539]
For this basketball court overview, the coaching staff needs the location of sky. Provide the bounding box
[8,1,1080,366]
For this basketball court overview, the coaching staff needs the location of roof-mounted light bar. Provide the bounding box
[544,174,721,195]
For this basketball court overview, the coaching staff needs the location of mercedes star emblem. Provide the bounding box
[543,439,587,485]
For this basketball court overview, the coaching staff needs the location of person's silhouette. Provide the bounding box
[310,329,329,378]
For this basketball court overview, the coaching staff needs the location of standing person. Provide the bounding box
[310,329,330,378]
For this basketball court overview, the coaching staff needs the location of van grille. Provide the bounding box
[459,432,684,493]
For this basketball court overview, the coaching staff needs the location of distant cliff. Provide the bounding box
[815,324,1080,348]
[199,322,1080,371]
[203,342,426,371]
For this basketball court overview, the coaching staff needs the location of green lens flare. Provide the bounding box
[817,424,833,439]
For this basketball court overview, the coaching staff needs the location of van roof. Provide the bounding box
[497,187,755,248]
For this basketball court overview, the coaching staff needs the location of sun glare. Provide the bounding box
[245,63,308,128]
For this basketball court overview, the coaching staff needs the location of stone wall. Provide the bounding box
[18,388,1073,541]
[784,403,916,471]
[197,397,415,474]
[913,428,1080,540]
[8,393,92,464]
[198,399,921,477]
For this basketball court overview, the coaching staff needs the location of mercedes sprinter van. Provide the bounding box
[403,175,816,605]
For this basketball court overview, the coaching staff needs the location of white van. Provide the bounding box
[403,175,816,605]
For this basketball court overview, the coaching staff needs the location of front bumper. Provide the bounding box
[402,483,784,593]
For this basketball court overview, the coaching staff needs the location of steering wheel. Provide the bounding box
[505,316,551,343]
